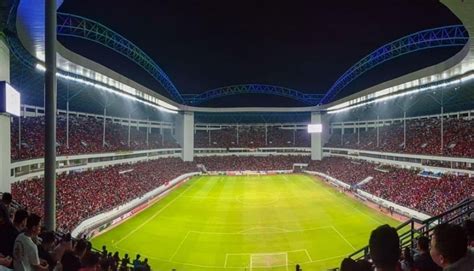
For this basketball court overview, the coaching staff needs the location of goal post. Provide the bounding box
[250,252,289,271]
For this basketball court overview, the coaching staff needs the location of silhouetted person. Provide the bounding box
[430,224,474,271]
[414,236,441,271]
[0,193,12,224]
[369,224,400,271]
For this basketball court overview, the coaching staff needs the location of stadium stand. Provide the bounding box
[361,168,473,216]
[11,112,473,161]
[194,125,310,148]
[308,157,474,216]
[307,157,384,186]
[10,116,179,161]
[11,158,196,232]
[326,117,474,157]
[195,155,310,171]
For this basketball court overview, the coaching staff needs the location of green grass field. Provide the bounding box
[92,174,398,270]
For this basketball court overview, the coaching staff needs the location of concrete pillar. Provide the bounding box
[175,111,194,161]
[0,39,10,81]
[311,112,323,161]
[0,116,11,193]
[0,38,11,192]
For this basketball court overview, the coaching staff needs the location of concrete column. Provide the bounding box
[146,118,149,147]
[158,125,164,146]
[0,116,11,193]
[102,107,106,147]
[341,123,344,146]
[128,114,131,147]
[265,124,268,145]
[293,125,296,146]
[208,126,211,146]
[175,111,194,161]
[440,106,444,153]
[403,111,407,149]
[65,101,69,148]
[376,115,380,148]
[311,112,323,161]
[0,38,12,192]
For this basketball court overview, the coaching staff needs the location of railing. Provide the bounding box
[348,197,474,261]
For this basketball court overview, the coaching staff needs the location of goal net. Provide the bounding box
[250,252,288,270]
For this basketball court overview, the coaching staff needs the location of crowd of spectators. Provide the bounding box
[194,126,310,148]
[309,157,474,216]
[11,114,473,162]
[362,169,474,216]
[326,117,474,157]
[195,155,310,171]
[0,193,150,270]
[11,158,196,232]
[10,115,179,161]
[307,157,386,186]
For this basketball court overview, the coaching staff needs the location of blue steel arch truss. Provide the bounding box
[184,84,323,105]
[320,25,469,104]
[56,13,184,103]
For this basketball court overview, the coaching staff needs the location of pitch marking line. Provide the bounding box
[169,231,192,261]
[226,249,309,269]
[331,226,356,251]
[304,249,313,262]
[114,180,199,246]
[117,244,346,269]
[224,253,229,268]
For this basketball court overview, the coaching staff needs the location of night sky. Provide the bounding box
[58,0,462,107]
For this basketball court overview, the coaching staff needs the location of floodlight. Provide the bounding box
[0,81,21,117]
[307,124,322,133]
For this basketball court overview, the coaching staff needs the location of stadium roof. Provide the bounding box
[57,0,463,107]
[9,0,469,107]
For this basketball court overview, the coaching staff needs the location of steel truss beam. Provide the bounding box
[320,25,469,104]
[184,84,323,105]
[56,13,184,103]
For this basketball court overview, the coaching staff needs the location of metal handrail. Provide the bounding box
[348,197,474,261]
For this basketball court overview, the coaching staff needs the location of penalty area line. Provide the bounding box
[169,231,192,261]
[331,226,356,251]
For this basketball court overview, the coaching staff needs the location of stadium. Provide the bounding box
[0,0,473,270]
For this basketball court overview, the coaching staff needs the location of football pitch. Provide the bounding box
[92,174,399,270]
